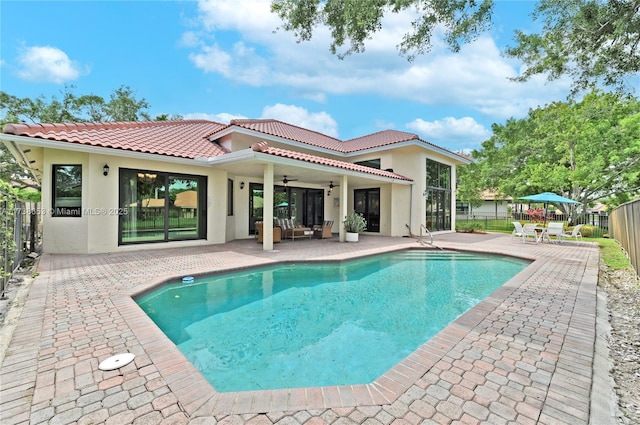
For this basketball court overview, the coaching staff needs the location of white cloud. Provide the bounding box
[15,46,85,84]
[187,0,570,122]
[407,116,491,152]
[261,104,339,138]
[182,104,338,137]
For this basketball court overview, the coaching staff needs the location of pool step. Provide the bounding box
[393,251,491,261]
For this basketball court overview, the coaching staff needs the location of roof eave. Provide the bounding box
[343,140,472,164]
[0,133,215,167]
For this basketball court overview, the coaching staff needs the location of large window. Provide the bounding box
[119,169,207,244]
[52,165,82,217]
[425,159,452,231]
[354,158,381,169]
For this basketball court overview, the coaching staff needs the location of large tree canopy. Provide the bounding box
[271,0,640,93]
[459,91,640,215]
[505,0,640,94]
[0,85,151,188]
[271,0,494,59]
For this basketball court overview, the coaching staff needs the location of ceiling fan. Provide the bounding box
[327,181,339,196]
[282,175,298,186]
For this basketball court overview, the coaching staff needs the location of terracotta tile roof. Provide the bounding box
[227,119,345,151]
[224,119,465,159]
[342,130,419,152]
[251,141,412,181]
[2,120,229,159]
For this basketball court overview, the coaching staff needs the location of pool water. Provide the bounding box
[136,250,529,392]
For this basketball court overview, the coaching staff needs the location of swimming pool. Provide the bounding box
[136,250,529,392]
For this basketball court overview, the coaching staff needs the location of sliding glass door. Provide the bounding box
[119,169,207,244]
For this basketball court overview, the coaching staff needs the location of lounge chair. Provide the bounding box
[545,222,565,243]
[276,218,313,241]
[512,222,539,243]
[313,220,334,239]
[562,224,584,241]
[255,221,281,243]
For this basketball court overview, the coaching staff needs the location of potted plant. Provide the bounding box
[343,211,367,242]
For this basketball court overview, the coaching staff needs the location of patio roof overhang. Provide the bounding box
[195,142,414,188]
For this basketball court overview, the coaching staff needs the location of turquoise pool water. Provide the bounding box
[136,250,529,392]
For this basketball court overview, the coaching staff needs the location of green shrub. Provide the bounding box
[456,221,485,233]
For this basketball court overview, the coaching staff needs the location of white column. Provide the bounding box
[339,175,348,242]
[263,163,274,250]
[450,165,457,231]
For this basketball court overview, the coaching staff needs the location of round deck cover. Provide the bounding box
[99,353,135,371]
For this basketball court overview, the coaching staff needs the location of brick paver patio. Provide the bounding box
[0,232,604,424]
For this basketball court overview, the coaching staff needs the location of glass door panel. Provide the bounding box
[168,176,199,240]
[120,170,166,243]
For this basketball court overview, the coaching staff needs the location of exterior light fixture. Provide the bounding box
[240,181,245,189]
[103,164,110,176]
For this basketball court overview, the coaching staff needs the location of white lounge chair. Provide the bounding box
[512,222,539,243]
[545,222,565,244]
[562,224,584,241]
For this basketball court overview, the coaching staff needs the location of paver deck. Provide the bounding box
[0,232,607,424]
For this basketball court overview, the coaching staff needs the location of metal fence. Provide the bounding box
[609,199,640,279]
[456,211,609,237]
[1,190,41,297]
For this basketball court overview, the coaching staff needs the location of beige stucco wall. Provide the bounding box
[348,146,461,235]
[36,139,461,254]
[41,148,228,254]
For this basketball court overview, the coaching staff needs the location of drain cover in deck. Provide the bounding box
[99,353,135,371]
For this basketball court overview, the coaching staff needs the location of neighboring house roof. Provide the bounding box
[480,190,513,201]
[2,120,229,159]
[250,141,412,181]
[174,190,198,208]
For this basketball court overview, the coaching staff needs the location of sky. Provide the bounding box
[0,0,575,154]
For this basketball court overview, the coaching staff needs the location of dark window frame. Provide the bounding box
[227,179,234,216]
[118,168,207,245]
[52,164,82,217]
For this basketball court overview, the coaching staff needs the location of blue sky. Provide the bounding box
[1,0,573,153]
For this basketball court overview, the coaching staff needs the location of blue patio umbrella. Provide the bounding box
[519,192,580,224]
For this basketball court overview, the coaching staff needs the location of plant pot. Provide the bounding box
[345,232,359,242]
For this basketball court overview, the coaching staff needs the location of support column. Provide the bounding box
[339,175,348,242]
[263,163,274,251]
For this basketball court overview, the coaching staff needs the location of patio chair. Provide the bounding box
[562,224,584,241]
[545,222,565,244]
[512,222,539,243]
[255,221,281,244]
[276,218,313,241]
[312,220,334,239]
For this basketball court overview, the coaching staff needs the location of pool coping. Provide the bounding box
[115,246,541,417]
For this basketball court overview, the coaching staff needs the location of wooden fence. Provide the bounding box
[609,199,640,279]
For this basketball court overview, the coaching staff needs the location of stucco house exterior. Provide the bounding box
[1,119,471,254]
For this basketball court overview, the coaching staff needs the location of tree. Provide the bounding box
[0,85,151,188]
[271,0,639,93]
[504,0,640,94]
[464,91,640,221]
[270,0,494,59]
